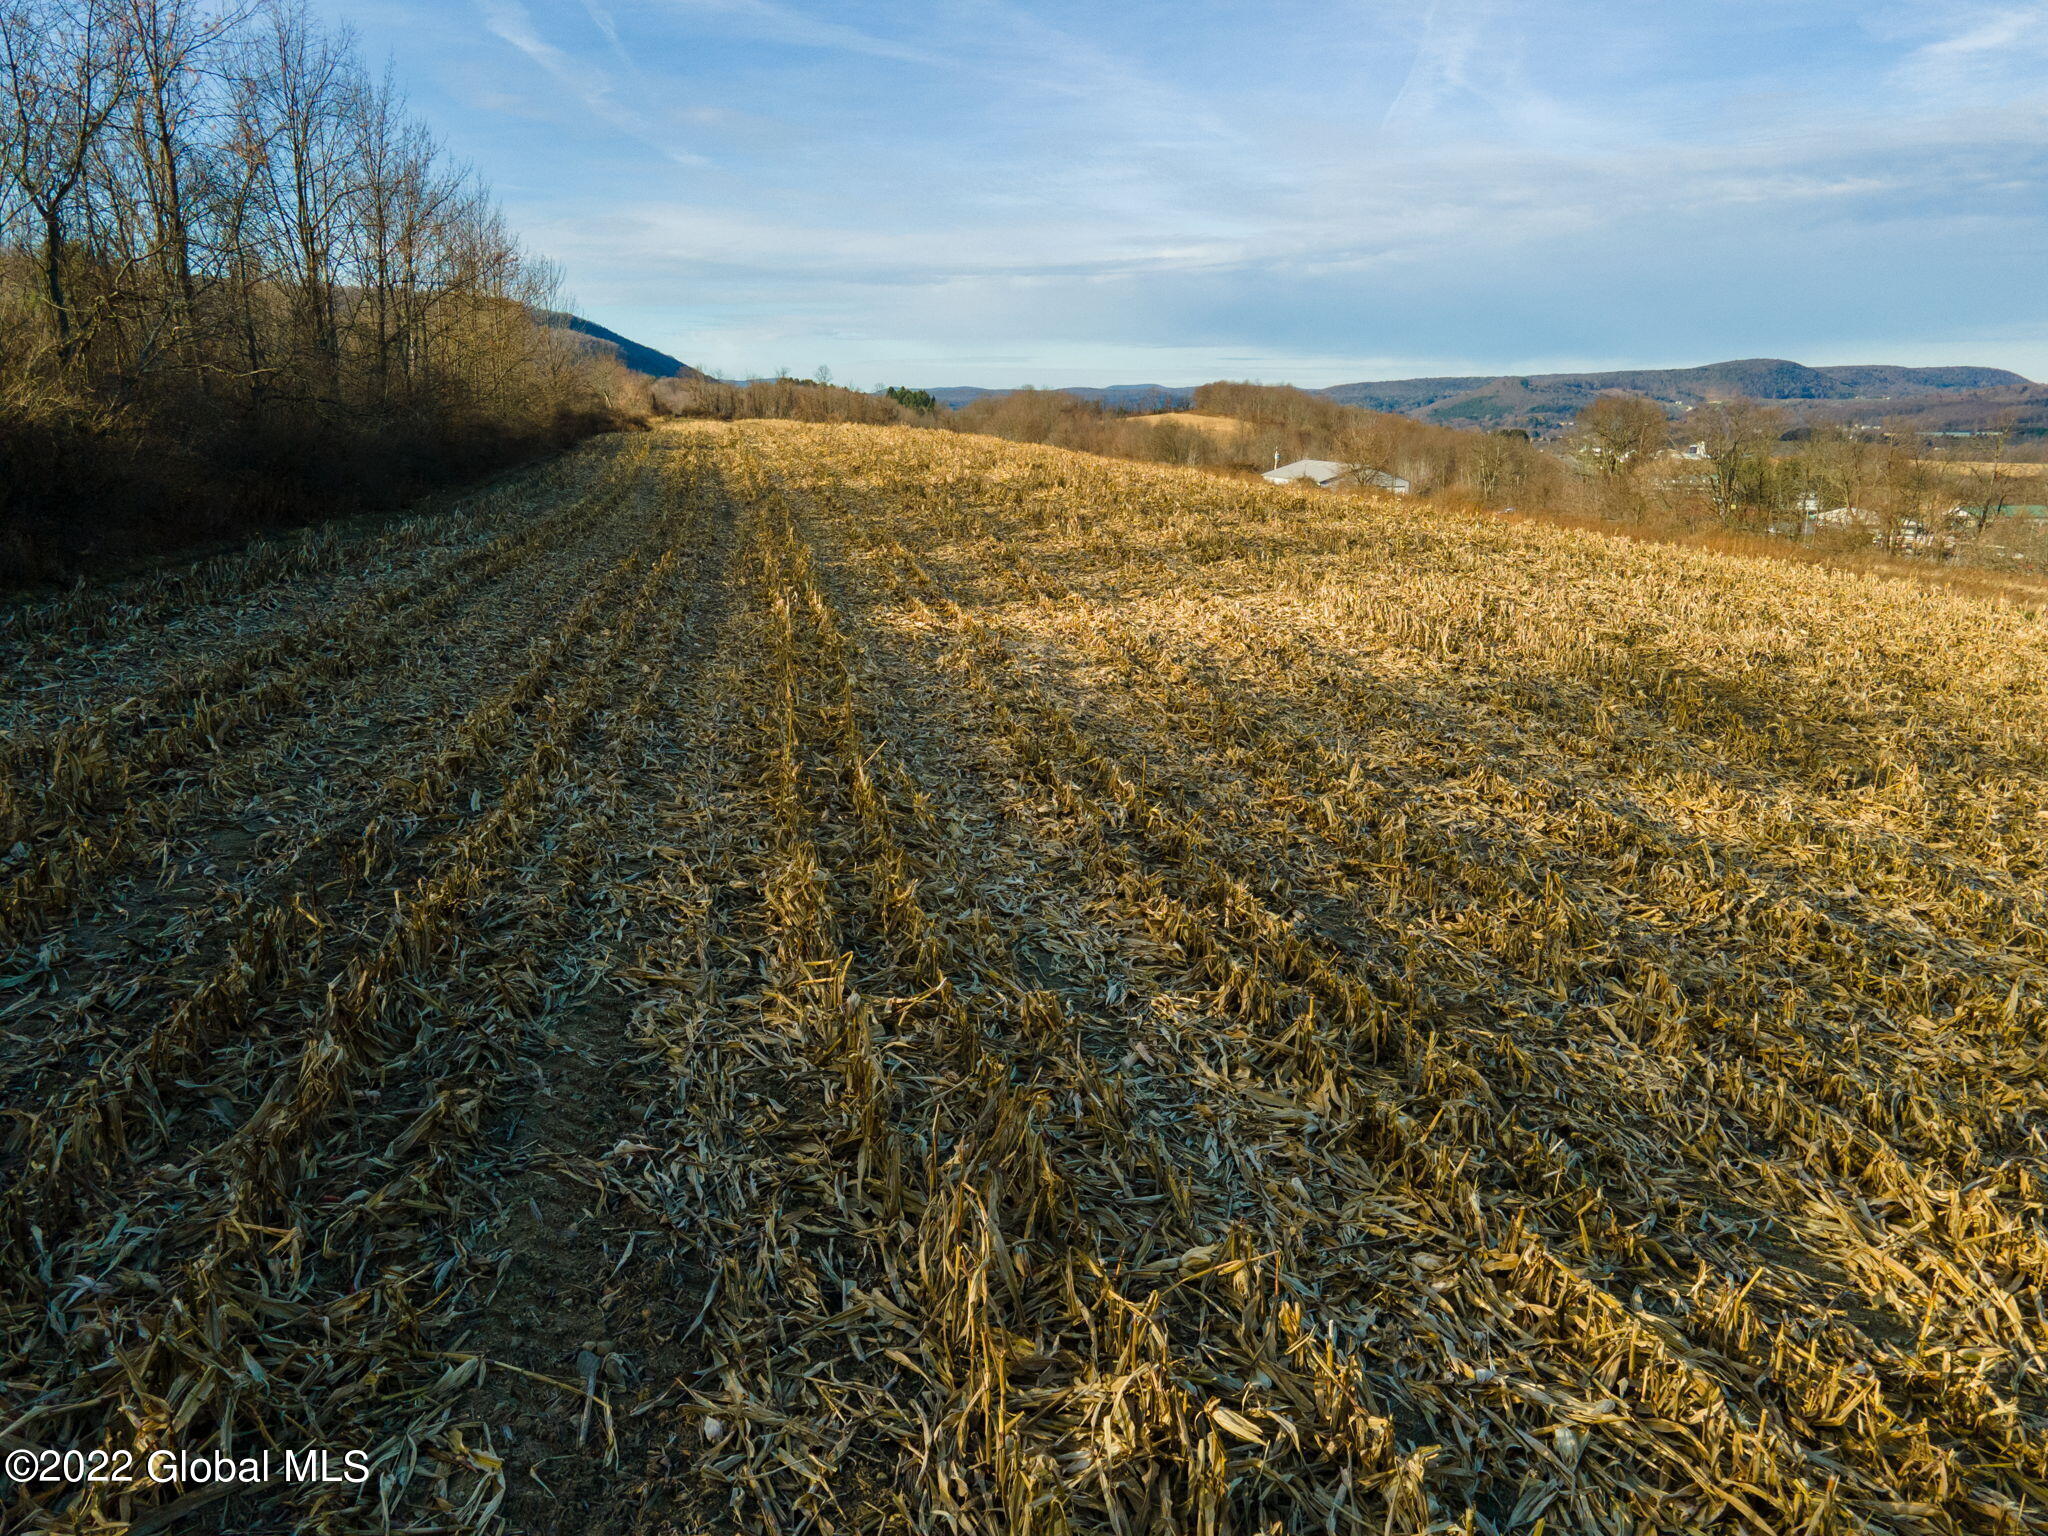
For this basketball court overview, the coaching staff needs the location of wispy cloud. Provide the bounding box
[1379,0,1513,131]
[472,0,707,163]
[578,0,623,51]
[658,0,946,66]
[329,0,2048,383]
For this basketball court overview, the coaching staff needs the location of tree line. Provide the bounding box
[928,382,1569,507]
[0,0,640,584]
[652,369,2048,569]
[652,374,921,426]
[1568,393,2044,559]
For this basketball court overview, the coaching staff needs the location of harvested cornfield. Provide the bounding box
[3,419,2047,1535]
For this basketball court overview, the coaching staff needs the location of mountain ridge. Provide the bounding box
[537,312,710,381]
[927,384,1194,411]
[1318,358,2034,429]
[915,360,2038,432]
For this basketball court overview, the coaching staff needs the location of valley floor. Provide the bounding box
[3,421,2046,1534]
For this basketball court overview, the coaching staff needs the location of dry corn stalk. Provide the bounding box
[4,419,2046,1535]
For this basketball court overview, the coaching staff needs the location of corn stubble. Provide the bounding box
[2,418,2045,1534]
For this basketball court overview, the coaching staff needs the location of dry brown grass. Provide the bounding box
[5,418,2046,1534]
[1918,459,2048,477]
[1123,411,1251,434]
[1449,498,2048,610]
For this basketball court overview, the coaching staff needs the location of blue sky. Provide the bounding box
[319,0,2048,387]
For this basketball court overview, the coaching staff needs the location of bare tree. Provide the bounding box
[1798,428,1887,539]
[1874,451,1952,556]
[243,0,354,390]
[0,0,632,577]
[0,0,132,359]
[115,0,237,376]
[1946,419,2025,537]
[1572,392,1668,476]
[1689,397,1791,529]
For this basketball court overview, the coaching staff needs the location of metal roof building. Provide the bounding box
[1263,460,1411,493]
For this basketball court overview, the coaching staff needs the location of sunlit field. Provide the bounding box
[5,419,2046,1533]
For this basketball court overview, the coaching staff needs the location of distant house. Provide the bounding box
[1807,503,1960,552]
[1264,458,1350,487]
[1263,459,1411,494]
[1679,441,1711,460]
[1356,468,1413,493]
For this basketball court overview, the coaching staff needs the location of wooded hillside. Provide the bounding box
[0,0,641,586]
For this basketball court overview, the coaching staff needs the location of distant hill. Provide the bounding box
[928,384,1193,412]
[911,360,2042,435]
[538,312,708,381]
[1798,384,2048,436]
[1318,359,2034,432]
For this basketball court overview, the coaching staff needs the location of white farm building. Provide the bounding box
[1263,459,1411,494]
